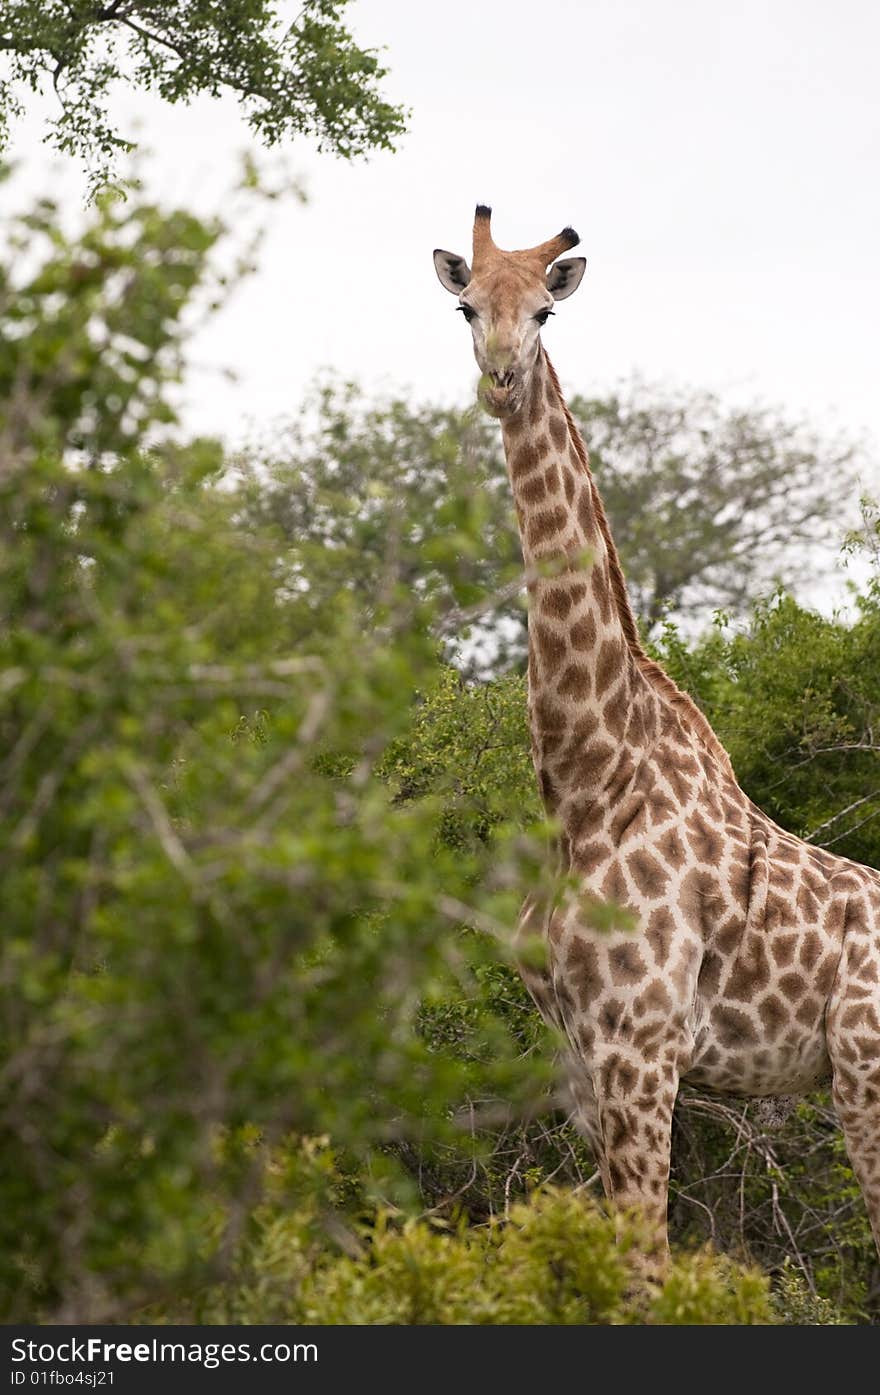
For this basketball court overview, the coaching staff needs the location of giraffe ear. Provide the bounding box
[546,257,587,301]
[433,249,471,294]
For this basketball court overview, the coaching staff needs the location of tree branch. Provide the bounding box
[117,15,189,62]
[804,789,880,843]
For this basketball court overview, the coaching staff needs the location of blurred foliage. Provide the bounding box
[0,1,406,194]
[1,170,878,1326]
[0,173,550,1322]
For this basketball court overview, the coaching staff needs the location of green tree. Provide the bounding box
[236,383,526,672]
[242,381,862,675]
[653,582,880,870]
[0,1,406,192]
[576,386,861,631]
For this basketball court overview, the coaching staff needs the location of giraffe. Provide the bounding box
[433,205,880,1264]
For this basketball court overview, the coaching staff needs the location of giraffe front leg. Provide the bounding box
[554,924,699,1274]
[588,1047,679,1274]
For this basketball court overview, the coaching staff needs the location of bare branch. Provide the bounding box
[804,789,880,843]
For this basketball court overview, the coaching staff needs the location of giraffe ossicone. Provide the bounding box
[433,205,880,1264]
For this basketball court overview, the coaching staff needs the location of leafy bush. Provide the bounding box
[152,1178,776,1326]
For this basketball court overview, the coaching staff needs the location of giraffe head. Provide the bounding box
[433,205,587,418]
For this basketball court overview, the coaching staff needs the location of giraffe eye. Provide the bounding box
[535,309,555,326]
[457,304,476,323]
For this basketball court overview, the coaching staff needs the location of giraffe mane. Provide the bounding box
[542,352,736,781]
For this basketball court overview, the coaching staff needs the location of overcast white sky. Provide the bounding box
[7,2,880,504]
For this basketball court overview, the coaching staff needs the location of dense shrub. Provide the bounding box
[149,1176,776,1326]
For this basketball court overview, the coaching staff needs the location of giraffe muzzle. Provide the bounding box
[479,377,523,418]
[489,370,515,389]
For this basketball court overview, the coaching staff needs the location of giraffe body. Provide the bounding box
[433,208,880,1259]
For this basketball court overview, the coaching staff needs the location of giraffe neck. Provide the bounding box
[501,349,656,820]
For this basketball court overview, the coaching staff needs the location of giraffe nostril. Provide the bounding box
[492,370,514,389]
